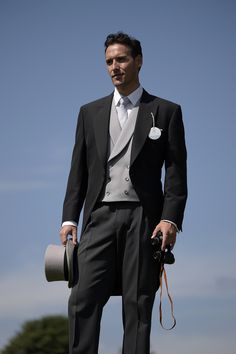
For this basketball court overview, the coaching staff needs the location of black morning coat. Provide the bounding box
[62,90,187,235]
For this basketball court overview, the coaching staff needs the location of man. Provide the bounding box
[60,32,187,354]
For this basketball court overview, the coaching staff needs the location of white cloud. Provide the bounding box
[164,251,236,298]
[0,264,122,348]
[0,264,69,318]
[0,180,52,193]
[1,253,235,350]
[0,143,70,194]
[151,333,236,354]
[98,341,121,354]
[1,250,235,320]
[0,263,121,319]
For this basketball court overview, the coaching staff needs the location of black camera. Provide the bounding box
[151,232,175,264]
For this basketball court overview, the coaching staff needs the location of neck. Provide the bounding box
[116,82,140,96]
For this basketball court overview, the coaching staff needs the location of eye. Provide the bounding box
[106,59,113,66]
[117,56,127,63]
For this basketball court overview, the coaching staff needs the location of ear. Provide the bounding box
[135,54,143,70]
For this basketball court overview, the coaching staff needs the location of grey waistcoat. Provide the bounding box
[101,99,140,202]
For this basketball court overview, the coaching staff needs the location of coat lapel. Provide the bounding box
[108,105,139,162]
[110,99,121,146]
[92,90,159,169]
[93,93,113,169]
[130,90,159,166]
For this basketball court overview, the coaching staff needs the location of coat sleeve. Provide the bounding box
[161,105,187,231]
[62,107,88,224]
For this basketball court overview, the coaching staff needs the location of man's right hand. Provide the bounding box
[60,225,78,246]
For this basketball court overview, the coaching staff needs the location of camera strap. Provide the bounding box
[159,264,176,330]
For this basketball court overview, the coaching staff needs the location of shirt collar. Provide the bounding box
[114,85,143,106]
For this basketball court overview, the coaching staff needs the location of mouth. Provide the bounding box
[112,73,123,80]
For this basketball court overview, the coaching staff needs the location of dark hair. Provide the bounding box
[104,32,142,58]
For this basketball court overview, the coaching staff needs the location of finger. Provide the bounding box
[60,228,69,246]
[60,235,67,246]
[161,230,172,251]
[168,240,175,250]
[161,232,169,251]
[72,228,78,245]
[165,232,176,251]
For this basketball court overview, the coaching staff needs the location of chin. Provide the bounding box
[113,80,124,87]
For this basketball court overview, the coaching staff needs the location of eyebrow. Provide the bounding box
[106,54,128,63]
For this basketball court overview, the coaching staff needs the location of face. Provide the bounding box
[105,43,142,95]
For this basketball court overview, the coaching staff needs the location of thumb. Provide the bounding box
[151,224,161,238]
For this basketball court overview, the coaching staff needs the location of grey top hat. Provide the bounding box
[44,240,78,288]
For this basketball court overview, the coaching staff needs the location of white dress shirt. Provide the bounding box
[113,85,143,113]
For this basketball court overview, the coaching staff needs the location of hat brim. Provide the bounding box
[66,240,77,288]
[44,241,78,288]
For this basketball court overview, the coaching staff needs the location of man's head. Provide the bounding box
[105,32,143,59]
[104,32,143,95]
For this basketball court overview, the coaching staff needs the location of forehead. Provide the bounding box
[105,43,132,59]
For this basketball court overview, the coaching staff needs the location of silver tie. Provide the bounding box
[117,96,130,128]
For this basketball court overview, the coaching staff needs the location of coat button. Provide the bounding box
[125,177,129,181]
[106,191,110,196]
[124,190,129,195]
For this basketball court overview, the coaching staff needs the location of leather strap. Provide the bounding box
[159,264,176,330]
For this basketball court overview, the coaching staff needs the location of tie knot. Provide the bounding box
[119,96,130,107]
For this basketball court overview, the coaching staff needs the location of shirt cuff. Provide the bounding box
[161,220,179,233]
[62,221,78,227]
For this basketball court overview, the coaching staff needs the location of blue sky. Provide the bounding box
[0,0,236,353]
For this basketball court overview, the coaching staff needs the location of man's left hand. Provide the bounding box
[151,221,177,251]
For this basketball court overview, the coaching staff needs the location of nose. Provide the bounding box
[111,60,119,71]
